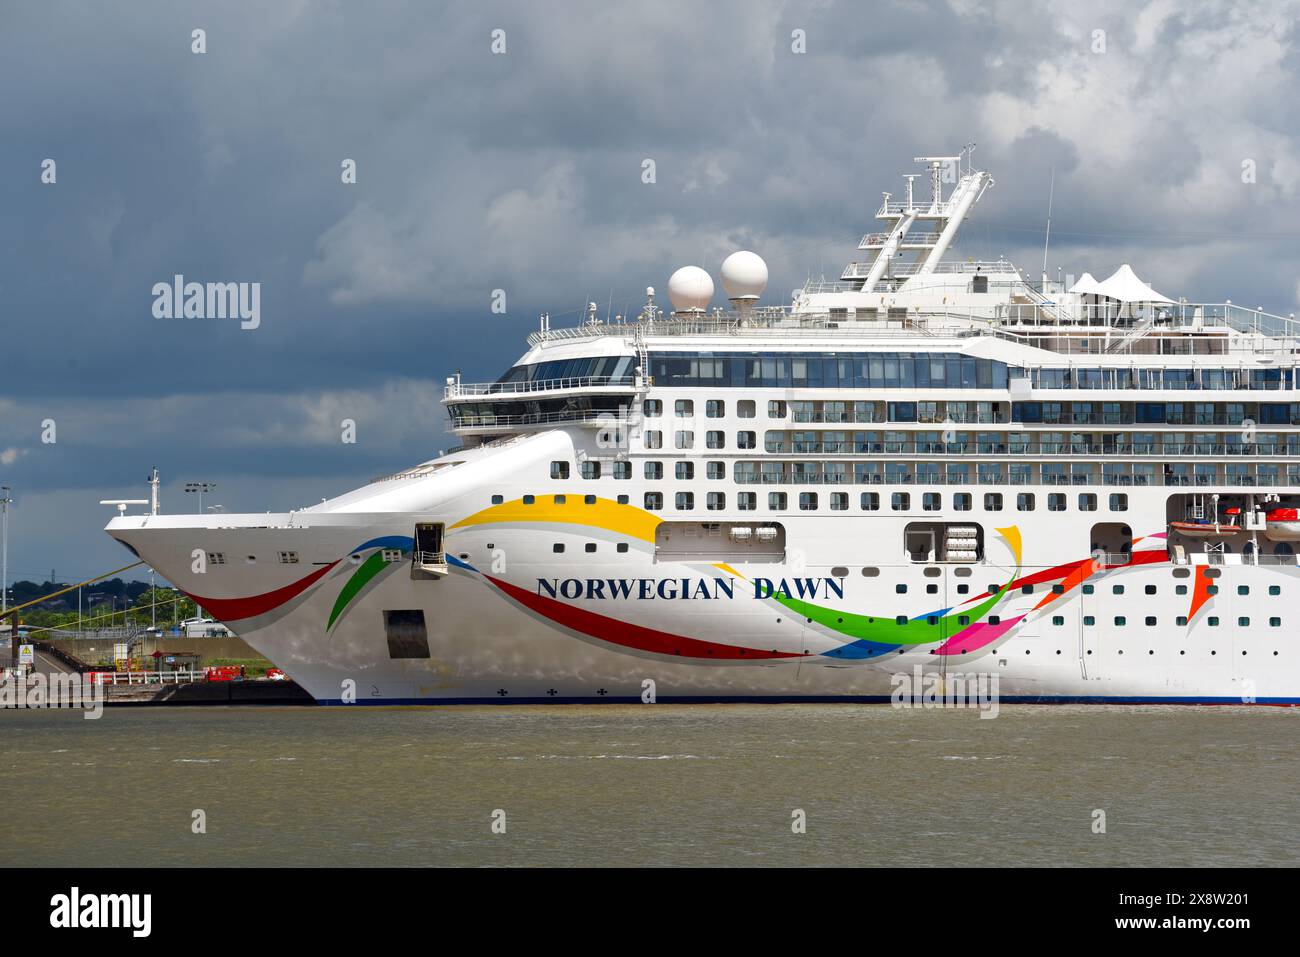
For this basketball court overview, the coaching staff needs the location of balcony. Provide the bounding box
[445,375,635,399]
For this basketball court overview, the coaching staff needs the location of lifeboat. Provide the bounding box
[1170,508,1245,538]
[1264,507,1300,542]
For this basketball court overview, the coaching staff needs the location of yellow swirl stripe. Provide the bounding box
[450,496,662,544]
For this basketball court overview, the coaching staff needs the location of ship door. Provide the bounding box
[411,523,447,580]
[1079,581,1100,680]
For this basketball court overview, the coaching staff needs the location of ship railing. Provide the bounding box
[449,409,620,429]
[839,259,1012,280]
[876,200,956,217]
[1198,552,1298,566]
[729,471,1300,488]
[756,441,1300,457]
[93,669,210,686]
[446,375,636,398]
[859,231,944,248]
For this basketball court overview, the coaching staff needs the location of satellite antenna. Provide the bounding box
[100,499,149,516]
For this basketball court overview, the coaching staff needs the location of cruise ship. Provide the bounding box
[108,150,1300,704]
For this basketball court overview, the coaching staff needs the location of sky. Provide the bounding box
[2,0,1300,585]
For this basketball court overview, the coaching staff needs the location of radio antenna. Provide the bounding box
[1041,166,1055,289]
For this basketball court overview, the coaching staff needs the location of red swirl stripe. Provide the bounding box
[485,575,799,660]
[185,561,339,622]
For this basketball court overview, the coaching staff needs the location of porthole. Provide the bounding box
[861,567,880,577]
[831,566,849,578]
[924,567,942,578]
[1172,567,1191,578]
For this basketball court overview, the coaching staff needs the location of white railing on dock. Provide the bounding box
[94,669,208,685]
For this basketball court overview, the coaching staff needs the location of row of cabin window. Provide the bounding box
[810,579,1282,597]
[1021,582,1280,597]
[1083,616,1280,627]
[838,612,1283,629]
[551,542,631,553]
[497,493,632,506]
[642,430,748,449]
[537,478,1132,513]
[636,490,1131,512]
[638,399,1300,425]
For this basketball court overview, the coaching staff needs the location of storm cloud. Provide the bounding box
[2,0,1299,581]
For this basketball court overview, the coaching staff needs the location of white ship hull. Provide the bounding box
[106,461,1300,706]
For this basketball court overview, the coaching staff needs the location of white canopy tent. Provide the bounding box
[1093,263,1174,304]
[1068,272,1102,295]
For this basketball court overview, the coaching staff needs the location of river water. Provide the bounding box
[2,704,1295,867]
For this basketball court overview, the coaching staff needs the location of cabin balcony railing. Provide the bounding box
[448,410,616,429]
[732,471,1298,488]
[756,441,1299,457]
[446,375,635,399]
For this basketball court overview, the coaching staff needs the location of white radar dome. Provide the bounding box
[720,250,768,300]
[667,266,714,311]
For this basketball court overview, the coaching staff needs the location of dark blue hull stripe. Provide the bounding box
[314,694,1300,706]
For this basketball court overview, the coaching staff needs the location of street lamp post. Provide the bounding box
[1,485,12,615]
[184,481,216,515]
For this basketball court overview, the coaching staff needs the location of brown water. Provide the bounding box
[2,704,1296,867]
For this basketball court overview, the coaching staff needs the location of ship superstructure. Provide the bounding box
[107,150,1300,704]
